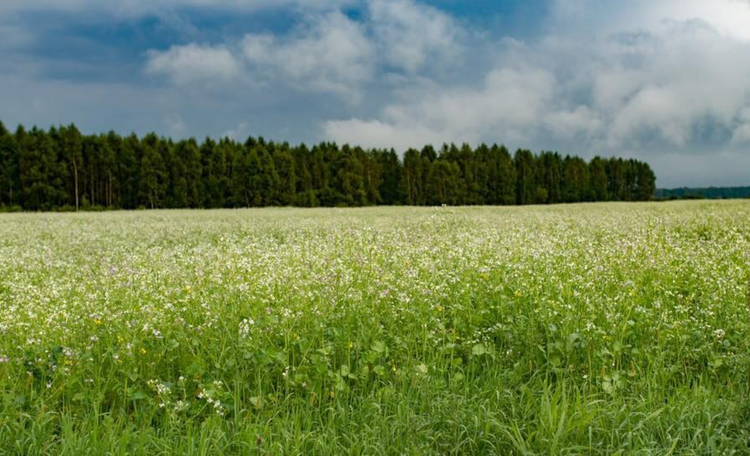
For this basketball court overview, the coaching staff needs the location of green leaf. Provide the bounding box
[372,341,386,354]
[472,344,487,356]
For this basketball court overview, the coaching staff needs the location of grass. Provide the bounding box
[0,201,749,454]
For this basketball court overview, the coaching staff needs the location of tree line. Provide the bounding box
[0,121,656,211]
[655,186,750,200]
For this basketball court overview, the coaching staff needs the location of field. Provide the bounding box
[1,201,749,454]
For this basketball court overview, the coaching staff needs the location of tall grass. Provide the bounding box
[0,201,748,454]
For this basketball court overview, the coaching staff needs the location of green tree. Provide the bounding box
[118,134,140,209]
[254,143,281,206]
[377,149,402,205]
[538,151,563,204]
[514,149,536,205]
[0,121,659,210]
[401,149,424,205]
[19,127,67,210]
[138,134,168,209]
[426,160,460,205]
[273,146,296,206]
[588,156,608,201]
[60,124,83,210]
[635,161,656,201]
[562,156,589,203]
[496,145,517,205]
[333,145,367,207]
[0,121,20,207]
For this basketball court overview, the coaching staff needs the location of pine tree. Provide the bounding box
[377,149,402,205]
[138,134,168,209]
[254,143,280,206]
[635,162,656,201]
[60,124,83,210]
[539,151,563,204]
[496,145,517,205]
[97,133,117,208]
[0,121,19,207]
[588,156,608,201]
[456,143,480,205]
[118,134,140,209]
[426,160,460,205]
[273,146,296,206]
[562,156,589,203]
[334,145,367,207]
[401,149,423,205]
[514,149,536,205]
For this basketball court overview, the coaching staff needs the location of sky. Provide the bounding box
[1,0,750,187]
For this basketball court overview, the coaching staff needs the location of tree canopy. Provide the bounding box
[0,122,657,210]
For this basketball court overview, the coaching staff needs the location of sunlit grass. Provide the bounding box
[1,201,749,454]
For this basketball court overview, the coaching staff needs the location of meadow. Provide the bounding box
[0,201,749,454]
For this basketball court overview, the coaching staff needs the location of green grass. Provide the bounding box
[0,201,749,454]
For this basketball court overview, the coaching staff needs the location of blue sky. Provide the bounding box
[1,0,750,187]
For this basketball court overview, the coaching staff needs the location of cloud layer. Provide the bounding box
[143,0,462,99]
[1,0,749,187]
[323,0,750,186]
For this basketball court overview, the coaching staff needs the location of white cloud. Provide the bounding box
[143,0,465,100]
[595,22,750,149]
[325,67,556,149]
[548,0,750,42]
[146,43,242,85]
[544,106,604,142]
[0,0,355,18]
[241,11,374,98]
[323,118,444,150]
[326,3,750,182]
[368,0,462,74]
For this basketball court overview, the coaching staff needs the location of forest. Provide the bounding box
[655,186,750,200]
[0,122,656,211]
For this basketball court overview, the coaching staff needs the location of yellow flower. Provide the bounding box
[140,348,147,355]
[348,341,353,349]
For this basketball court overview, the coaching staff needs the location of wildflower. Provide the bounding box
[239,318,255,339]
